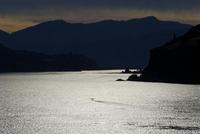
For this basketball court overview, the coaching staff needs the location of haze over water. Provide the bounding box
[0,70,200,134]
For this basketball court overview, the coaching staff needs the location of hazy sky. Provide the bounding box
[0,0,199,32]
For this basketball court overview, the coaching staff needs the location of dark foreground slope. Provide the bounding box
[0,44,97,72]
[2,16,191,68]
[128,25,200,84]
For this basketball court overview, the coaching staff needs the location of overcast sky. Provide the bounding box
[0,0,199,32]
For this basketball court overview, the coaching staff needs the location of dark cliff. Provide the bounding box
[128,25,200,84]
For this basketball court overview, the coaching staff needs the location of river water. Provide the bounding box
[0,70,200,134]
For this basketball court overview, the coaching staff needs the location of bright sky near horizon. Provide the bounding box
[0,0,199,32]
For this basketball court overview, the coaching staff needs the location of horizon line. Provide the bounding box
[1,16,195,33]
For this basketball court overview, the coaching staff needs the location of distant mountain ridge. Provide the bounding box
[0,16,192,68]
[0,44,97,72]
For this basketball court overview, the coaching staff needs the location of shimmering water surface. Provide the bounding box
[0,70,200,134]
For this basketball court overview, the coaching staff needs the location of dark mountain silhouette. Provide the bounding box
[128,24,200,84]
[2,16,191,68]
[0,30,10,44]
[0,44,97,72]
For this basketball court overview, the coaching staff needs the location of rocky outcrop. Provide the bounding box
[128,25,200,84]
